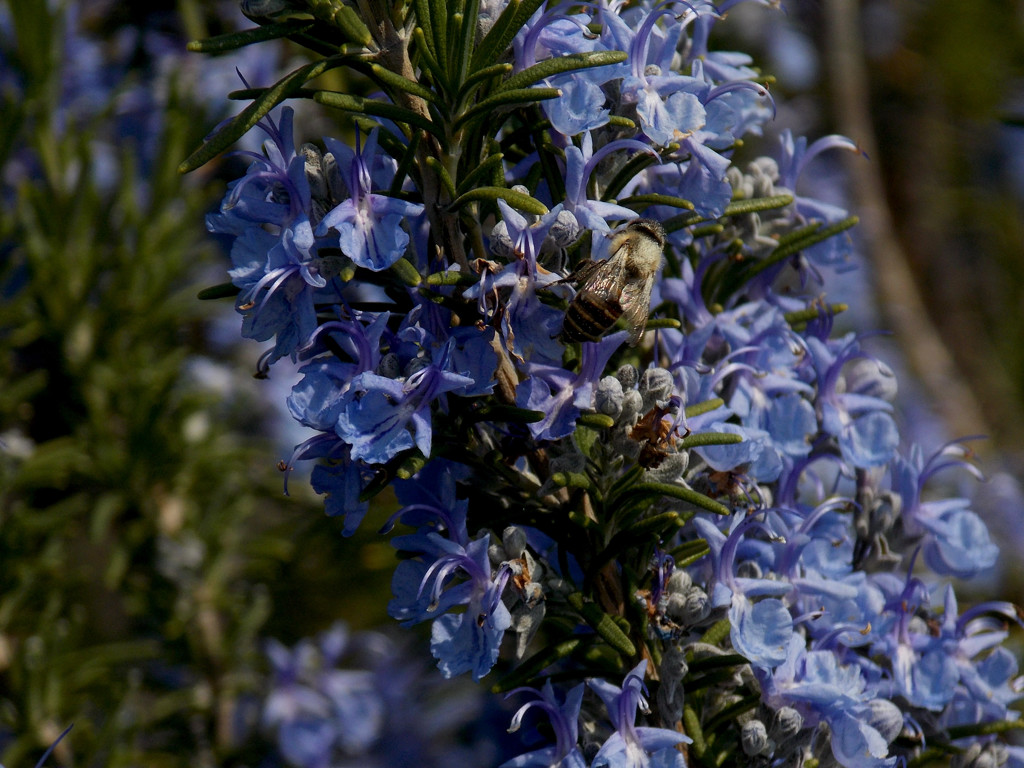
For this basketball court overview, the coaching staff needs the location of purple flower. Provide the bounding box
[385,468,513,680]
[516,9,613,135]
[775,130,863,269]
[890,441,998,578]
[471,200,567,365]
[562,134,655,233]
[390,530,512,680]
[617,8,706,147]
[310,458,374,536]
[387,459,472,545]
[693,421,783,482]
[758,638,900,768]
[429,557,513,680]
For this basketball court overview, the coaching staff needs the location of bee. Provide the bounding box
[560,218,666,347]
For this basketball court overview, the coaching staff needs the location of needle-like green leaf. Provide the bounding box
[495,50,627,94]
[186,19,315,53]
[449,185,549,214]
[178,57,345,173]
[314,90,444,140]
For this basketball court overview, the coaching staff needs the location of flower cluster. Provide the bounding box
[192,0,1024,765]
[261,622,511,766]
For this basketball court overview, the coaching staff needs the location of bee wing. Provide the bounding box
[620,272,656,346]
[557,258,603,288]
[578,251,628,302]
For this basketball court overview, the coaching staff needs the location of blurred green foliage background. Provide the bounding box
[0,0,1022,765]
[0,1,402,763]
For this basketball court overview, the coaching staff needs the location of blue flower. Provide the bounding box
[919,498,999,578]
[264,637,339,766]
[336,340,474,465]
[890,441,998,578]
[617,8,707,147]
[588,660,691,768]
[517,331,628,441]
[758,638,900,768]
[805,334,899,469]
[501,681,587,768]
[390,530,512,680]
[686,13,763,83]
[310,459,374,536]
[516,9,613,135]
[316,129,424,271]
[775,130,864,269]
[385,469,513,680]
[693,421,783,482]
[386,459,472,545]
[562,134,655,233]
[429,556,513,680]
[207,107,339,362]
[470,200,567,365]
[692,514,793,668]
[634,144,733,220]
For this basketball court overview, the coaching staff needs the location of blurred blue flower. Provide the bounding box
[502,681,587,768]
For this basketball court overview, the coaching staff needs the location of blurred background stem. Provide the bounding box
[822,0,1024,461]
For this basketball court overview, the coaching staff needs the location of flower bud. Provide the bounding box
[952,744,985,768]
[667,569,691,592]
[377,352,401,379]
[490,220,514,260]
[870,490,900,535]
[502,526,528,559]
[682,587,710,624]
[727,166,750,198]
[749,156,780,195]
[616,364,638,390]
[595,376,624,418]
[639,367,674,410]
[489,542,507,565]
[656,643,688,722]
[301,143,328,201]
[322,150,345,197]
[964,743,1008,768]
[844,357,897,402]
[617,389,643,429]
[772,706,803,741]
[741,719,771,756]
[302,143,331,226]
[548,209,581,248]
[735,560,763,580]
[644,451,687,482]
[403,355,430,378]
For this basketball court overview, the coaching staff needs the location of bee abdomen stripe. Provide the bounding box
[563,295,621,341]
